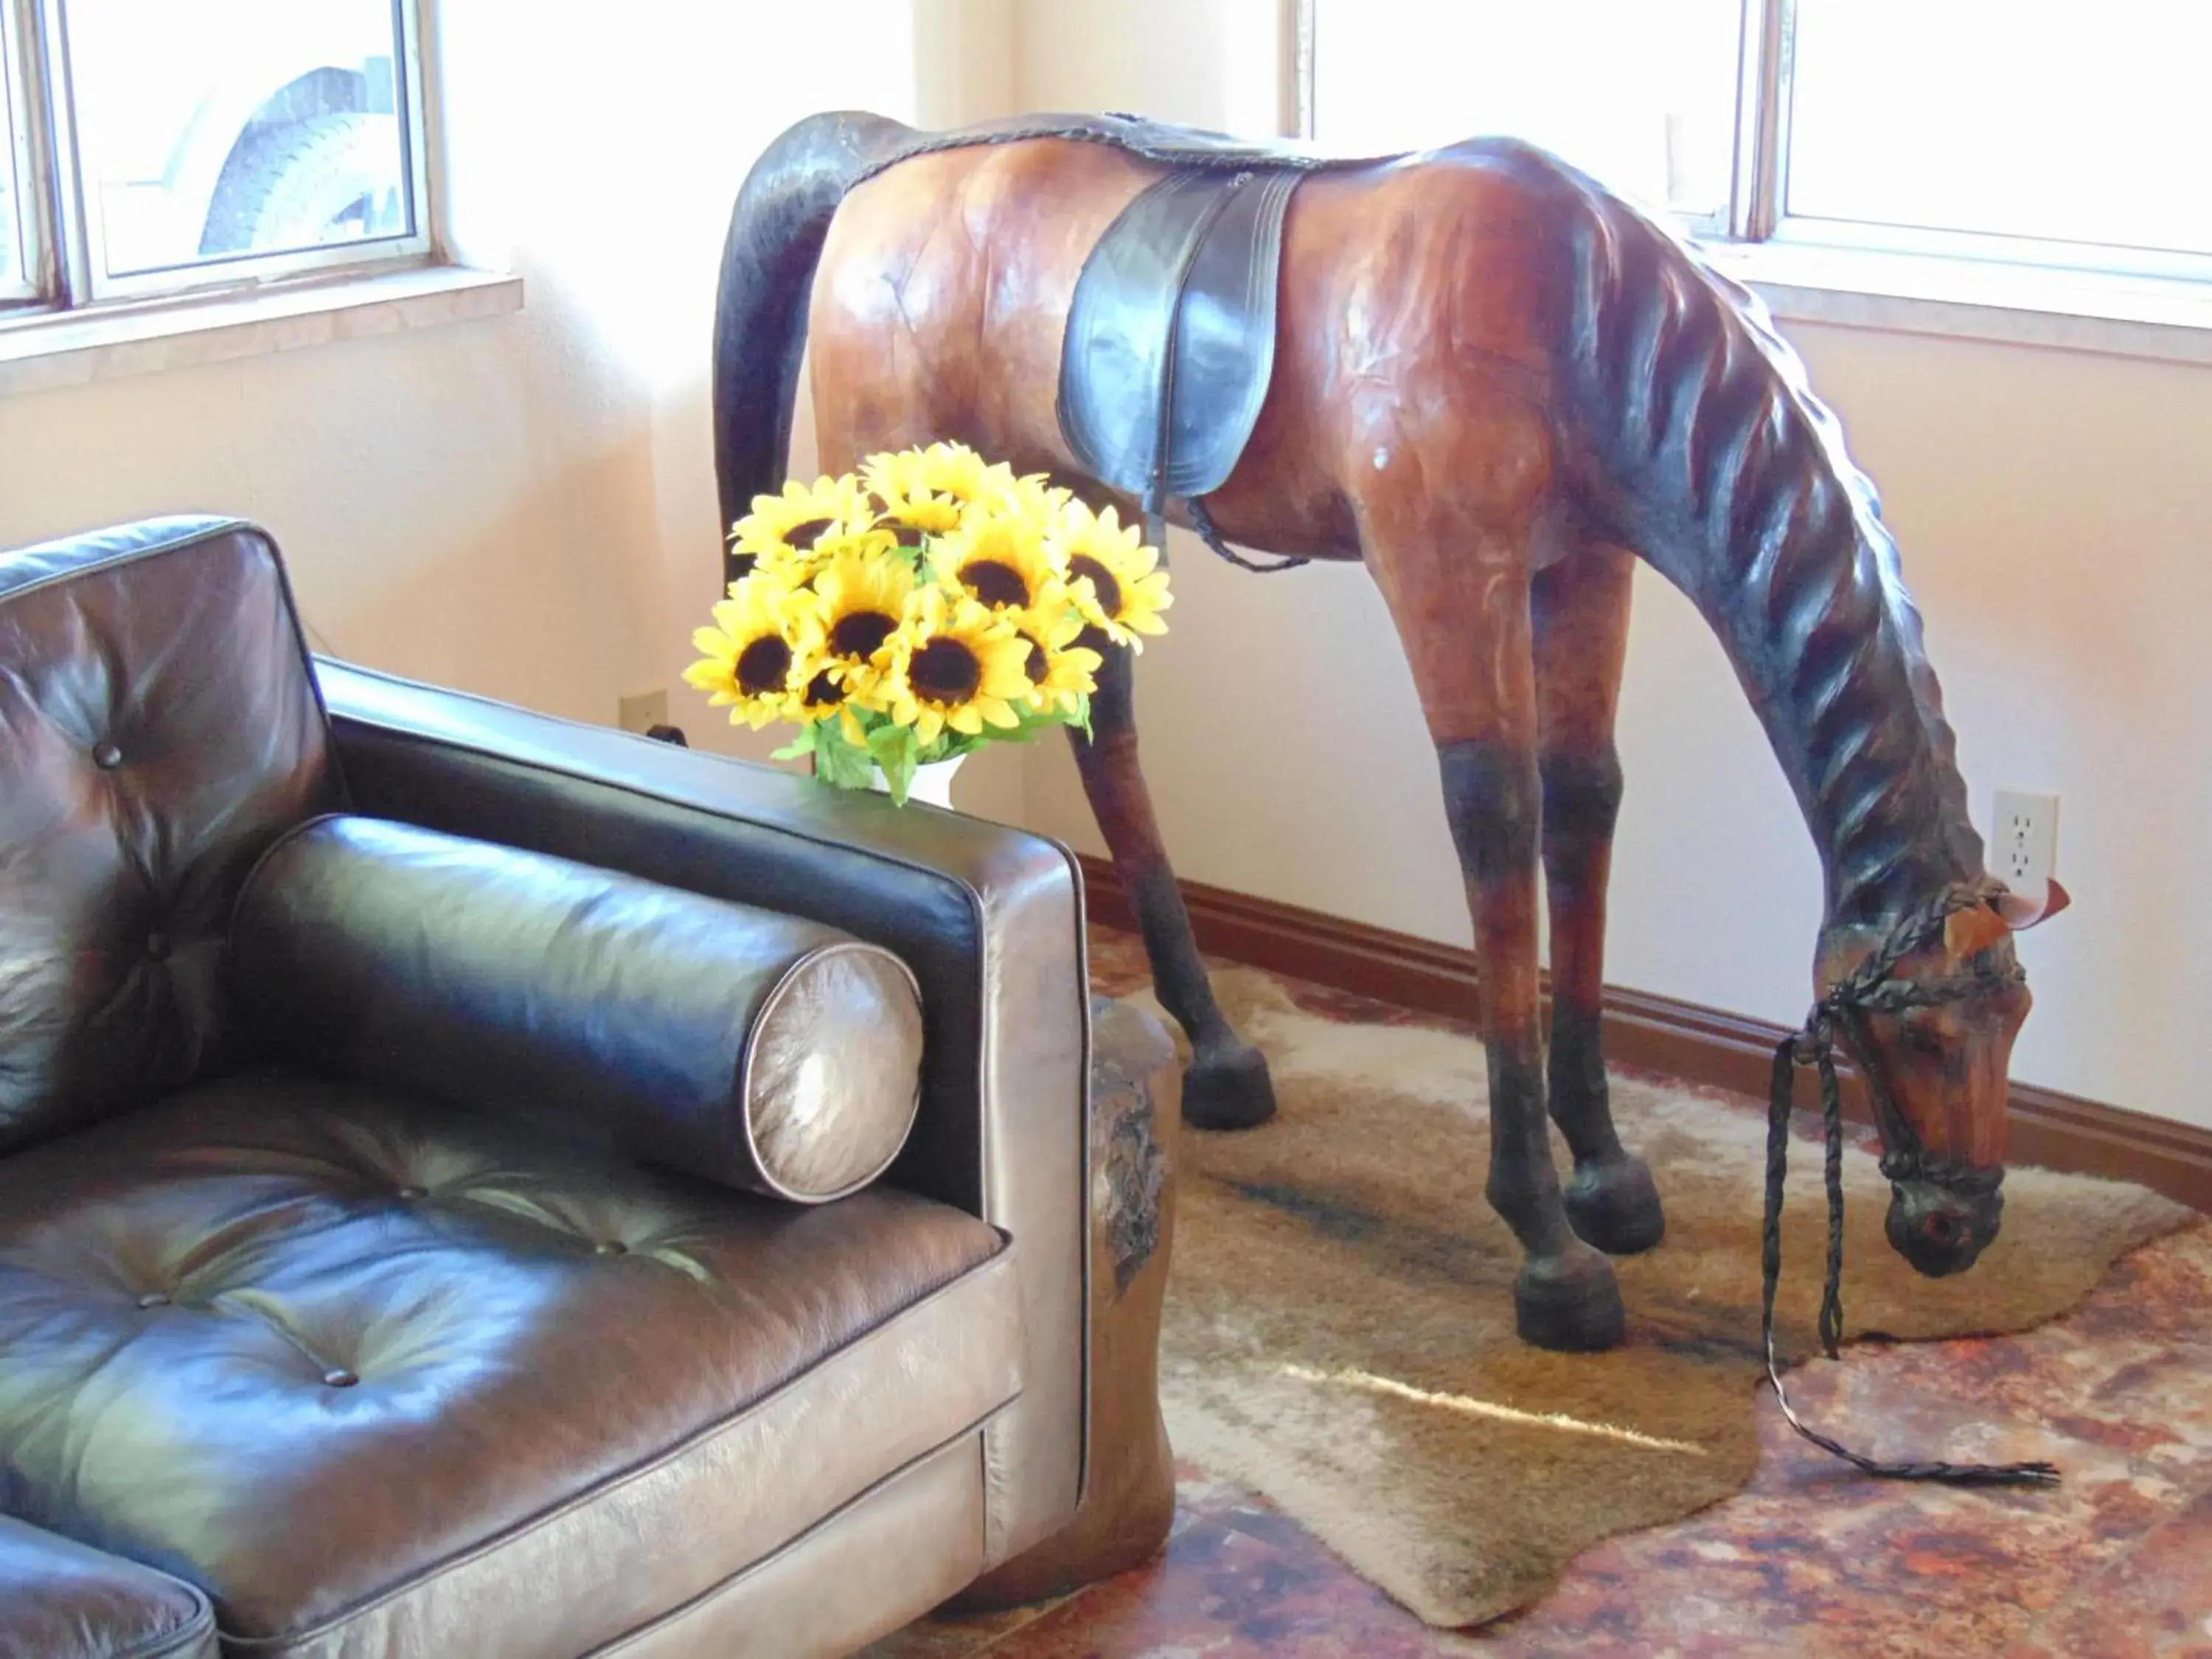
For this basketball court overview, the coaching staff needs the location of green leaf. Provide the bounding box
[811,720,877,790]
[771,728,816,762]
[865,721,911,768]
[858,720,917,804]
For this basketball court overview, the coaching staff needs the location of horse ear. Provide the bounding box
[1994,876,2071,931]
[1944,902,2011,959]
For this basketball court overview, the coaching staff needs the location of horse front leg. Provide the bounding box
[1534,545,1665,1254]
[1070,642,1278,1130]
[1369,513,1625,1352]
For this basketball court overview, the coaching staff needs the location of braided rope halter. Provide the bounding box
[1761,880,2060,1488]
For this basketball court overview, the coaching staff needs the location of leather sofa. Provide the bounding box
[0,518,1092,1658]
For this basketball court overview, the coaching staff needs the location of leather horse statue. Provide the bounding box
[711,111,2070,1366]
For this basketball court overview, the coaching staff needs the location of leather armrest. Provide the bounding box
[230,815,925,1203]
[0,1516,217,1659]
[311,658,1090,1567]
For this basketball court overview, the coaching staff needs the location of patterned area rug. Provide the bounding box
[1139,969,2192,1630]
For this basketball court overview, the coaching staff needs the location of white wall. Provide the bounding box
[1009,0,2212,1129]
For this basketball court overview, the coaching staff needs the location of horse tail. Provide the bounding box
[712,110,914,577]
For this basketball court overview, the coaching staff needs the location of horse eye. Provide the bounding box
[1896,1016,1947,1058]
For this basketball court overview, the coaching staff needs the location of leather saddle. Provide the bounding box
[859,112,1394,563]
[1057,164,1302,526]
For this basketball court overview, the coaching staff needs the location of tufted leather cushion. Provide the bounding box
[0,518,338,1157]
[0,1515,216,1659]
[0,1068,1018,1655]
[232,815,927,1202]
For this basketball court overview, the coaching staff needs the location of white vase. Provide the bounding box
[869,752,965,810]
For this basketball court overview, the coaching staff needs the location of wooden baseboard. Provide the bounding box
[1077,853,2212,1214]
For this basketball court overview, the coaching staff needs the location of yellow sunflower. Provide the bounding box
[1051,501,1172,650]
[933,515,1067,619]
[1010,603,1103,718]
[731,475,877,577]
[801,536,919,706]
[790,661,872,746]
[864,442,1020,537]
[683,577,816,729]
[998,471,1076,528]
[882,588,1034,745]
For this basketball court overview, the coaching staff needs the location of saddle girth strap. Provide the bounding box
[1187,497,1310,574]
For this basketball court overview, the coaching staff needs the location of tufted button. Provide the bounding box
[594,1240,628,1257]
[92,740,123,770]
[322,1368,358,1388]
[135,1291,170,1310]
[144,932,170,962]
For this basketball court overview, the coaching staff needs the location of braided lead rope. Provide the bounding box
[1759,883,2061,1489]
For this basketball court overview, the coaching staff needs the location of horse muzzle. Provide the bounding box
[1885,1176,2003,1277]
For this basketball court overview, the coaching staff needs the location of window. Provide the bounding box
[1307,0,2212,290]
[1,0,430,319]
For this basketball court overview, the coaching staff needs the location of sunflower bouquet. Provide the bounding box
[686,442,1172,804]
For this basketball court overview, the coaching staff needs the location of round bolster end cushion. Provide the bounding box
[744,939,926,1201]
[229,815,925,1203]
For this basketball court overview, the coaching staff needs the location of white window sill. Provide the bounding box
[1703,240,2212,366]
[0,265,524,397]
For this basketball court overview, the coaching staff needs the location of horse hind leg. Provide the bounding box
[1071,641,1278,1130]
[1367,512,1624,1352]
[1534,543,1665,1254]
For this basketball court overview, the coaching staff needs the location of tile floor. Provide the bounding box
[869,928,2212,1658]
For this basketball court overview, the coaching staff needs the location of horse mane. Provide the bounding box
[1523,148,1986,922]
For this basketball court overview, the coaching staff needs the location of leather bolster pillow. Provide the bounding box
[229,815,925,1203]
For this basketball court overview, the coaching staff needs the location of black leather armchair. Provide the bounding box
[0,518,1091,1658]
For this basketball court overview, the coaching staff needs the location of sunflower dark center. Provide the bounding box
[785,516,836,552]
[734,636,792,695]
[801,669,846,708]
[1068,555,1121,618]
[909,638,983,704]
[1018,632,1048,683]
[828,611,898,660]
[963,559,1032,608]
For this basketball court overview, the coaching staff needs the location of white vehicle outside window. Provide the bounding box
[3,0,431,315]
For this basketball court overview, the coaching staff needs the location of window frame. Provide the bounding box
[0,0,47,302]
[3,0,434,322]
[1298,0,2212,299]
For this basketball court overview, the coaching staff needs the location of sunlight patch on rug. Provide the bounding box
[1279,1363,1711,1456]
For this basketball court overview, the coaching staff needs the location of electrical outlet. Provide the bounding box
[618,689,669,734]
[1990,789,2059,891]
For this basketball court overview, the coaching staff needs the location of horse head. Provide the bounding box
[1815,877,2070,1279]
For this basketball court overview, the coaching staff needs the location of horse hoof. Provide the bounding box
[1514,1246,1626,1352]
[1182,1043,1276,1131]
[1564,1152,1667,1256]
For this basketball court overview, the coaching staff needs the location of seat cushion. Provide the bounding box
[0,1071,1020,1658]
[0,1515,216,1659]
